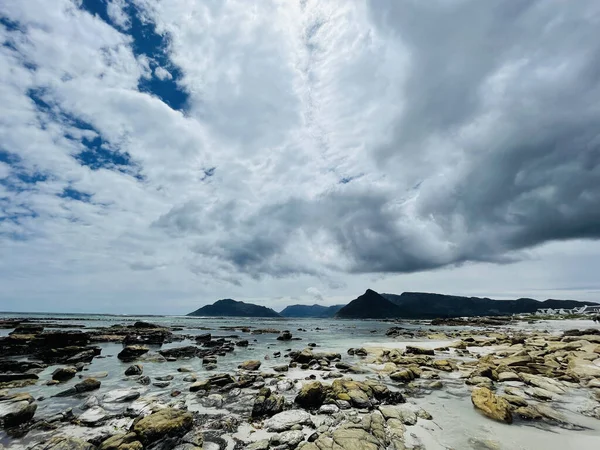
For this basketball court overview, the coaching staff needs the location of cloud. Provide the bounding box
[0,0,599,312]
[306,287,324,302]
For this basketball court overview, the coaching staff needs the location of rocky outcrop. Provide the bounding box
[52,367,77,382]
[239,360,261,371]
[471,387,512,424]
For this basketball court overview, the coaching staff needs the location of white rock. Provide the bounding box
[318,404,340,415]
[263,410,311,432]
[78,406,109,425]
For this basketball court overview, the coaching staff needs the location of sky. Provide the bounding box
[1,0,600,314]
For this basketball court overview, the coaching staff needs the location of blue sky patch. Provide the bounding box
[79,0,189,112]
[60,187,92,203]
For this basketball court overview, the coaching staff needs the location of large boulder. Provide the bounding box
[295,381,328,409]
[471,387,512,424]
[132,408,193,445]
[118,346,149,362]
[277,331,292,341]
[0,392,37,428]
[252,388,285,418]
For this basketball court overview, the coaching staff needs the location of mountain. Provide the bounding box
[279,304,345,318]
[187,299,281,317]
[336,289,403,319]
[380,292,598,319]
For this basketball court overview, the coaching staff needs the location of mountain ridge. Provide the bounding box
[279,304,345,318]
[187,299,281,318]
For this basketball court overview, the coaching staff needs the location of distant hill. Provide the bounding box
[336,289,403,319]
[381,292,598,319]
[280,304,345,318]
[187,299,281,317]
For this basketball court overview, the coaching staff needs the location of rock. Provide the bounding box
[528,387,556,401]
[252,388,285,418]
[567,356,600,380]
[500,394,528,407]
[0,392,37,428]
[319,404,340,415]
[158,346,198,359]
[136,376,150,386]
[519,373,567,394]
[132,408,193,445]
[118,345,149,362]
[493,354,532,367]
[330,427,381,450]
[54,378,101,397]
[52,367,77,382]
[239,360,261,371]
[273,364,289,372]
[155,375,174,381]
[30,436,96,450]
[271,430,304,447]
[277,380,294,392]
[428,380,443,389]
[183,374,197,382]
[195,333,211,343]
[295,381,327,409]
[515,406,543,422]
[277,330,293,341]
[247,440,270,450]
[471,387,512,424]
[180,429,204,448]
[78,406,109,425]
[208,373,235,387]
[236,340,249,347]
[103,389,141,403]
[466,377,494,389]
[190,380,211,392]
[379,405,417,425]
[125,365,143,376]
[390,369,414,382]
[405,346,434,356]
[498,371,520,382]
[264,410,312,432]
[99,432,143,450]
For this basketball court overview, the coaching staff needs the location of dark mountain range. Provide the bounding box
[336,289,598,319]
[279,304,345,318]
[335,289,403,319]
[187,299,281,318]
[381,292,598,318]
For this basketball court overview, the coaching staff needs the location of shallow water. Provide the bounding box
[1,314,599,449]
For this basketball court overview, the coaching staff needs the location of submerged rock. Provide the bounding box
[125,365,143,376]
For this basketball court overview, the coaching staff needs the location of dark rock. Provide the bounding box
[118,345,149,362]
[158,346,198,359]
[195,333,212,343]
[405,346,434,356]
[133,321,160,329]
[52,367,77,382]
[252,387,285,418]
[209,373,235,387]
[236,340,249,347]
[54,378,101,397]
[125,364,143,376]
[277,331,292,341]
[0,372,39,383]
[295,381,327,408]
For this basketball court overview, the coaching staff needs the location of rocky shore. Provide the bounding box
[0,316,599,449]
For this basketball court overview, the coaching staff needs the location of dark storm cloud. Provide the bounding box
[153,0,600,278]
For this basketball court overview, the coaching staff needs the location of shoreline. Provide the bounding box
[1,315,599,449]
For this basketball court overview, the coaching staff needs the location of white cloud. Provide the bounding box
[0,0,599,314]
